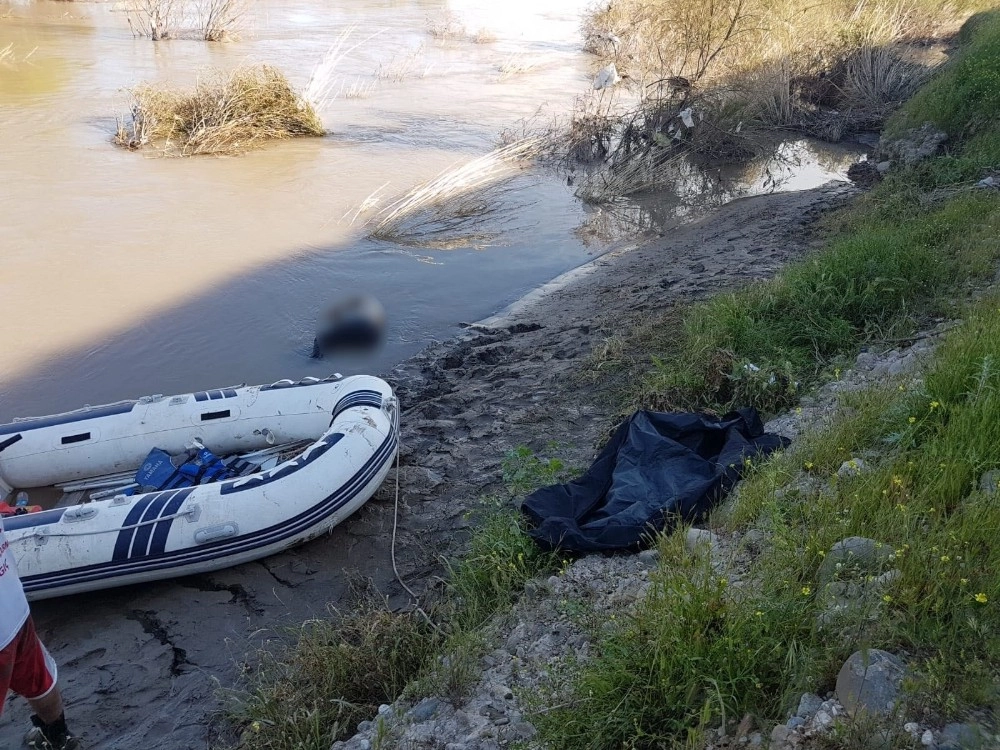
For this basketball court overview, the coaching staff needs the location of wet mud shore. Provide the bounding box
[0,181,855,750]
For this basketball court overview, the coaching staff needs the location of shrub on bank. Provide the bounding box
[568,0,994,201]
[115,64,324,156]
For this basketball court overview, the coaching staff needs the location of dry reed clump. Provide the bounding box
[426,11,466,41]
[362,138,542,245]
[114,65,324,156]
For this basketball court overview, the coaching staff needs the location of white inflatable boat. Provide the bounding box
[0,374,398,600]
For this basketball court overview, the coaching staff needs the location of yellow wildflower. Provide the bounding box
[940,555,950,563]
[801,586,812,596]
[804,461,814,470]
[930,401,940,409]
[882,595,893,603]
[892,475,904,487]
[908,416,917,424]
[961,578,969,585]
[974,593,988,604]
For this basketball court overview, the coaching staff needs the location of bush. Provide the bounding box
[115,65,324,156]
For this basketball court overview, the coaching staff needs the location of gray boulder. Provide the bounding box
[835,649,906,717]
[817,537,894,584]
[880,123,948,166]
[837,458,868,479]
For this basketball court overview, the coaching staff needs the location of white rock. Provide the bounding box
[813,710,833,728]
[921,728,935,746]
[904,722,921,735]
[684,527,719,553]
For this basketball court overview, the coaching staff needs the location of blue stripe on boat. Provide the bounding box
[112,495,157,562]
[148,489,194,556]
[129,491,176,559]
[0,403,136,436]
[22,420,397,593]
[2,508,66,531]
[218,433,344,496]
[194,392,209,402]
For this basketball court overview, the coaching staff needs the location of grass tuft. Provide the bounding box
[115,64,324,156]
[228,447,565,749]
[362,138,542,245]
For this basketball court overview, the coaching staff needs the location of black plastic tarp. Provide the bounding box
[521,408,789,552]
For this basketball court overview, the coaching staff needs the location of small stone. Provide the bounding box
[771,724,791,745]
[921,729,935,746]
[976,176,997,189]
[904,723,921,736]
[356,720,373,733]
[787,716,805,729]
[813,710,833,729]
[505,624,526,652]
[743,529,768,551]
[837,458,867,479]
[796,692,823,719]
[749,731,763,747]
[685,528,720,553]
[407,697,441,723]
[835,649,906,717]
[637,548,660,566]
[547,575,561,587]
[377,704,391,716]
[876,161,892,174]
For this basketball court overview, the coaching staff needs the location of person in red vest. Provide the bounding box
[0,516,79,749]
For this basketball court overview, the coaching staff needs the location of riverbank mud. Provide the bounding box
[0,181,855,750]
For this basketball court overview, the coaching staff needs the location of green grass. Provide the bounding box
[227,447,564,750]
[536,295,1000,749]
[534,19,1000,749]
[647,192,1000,413]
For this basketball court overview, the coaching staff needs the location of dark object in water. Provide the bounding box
[311,295,386,359]
[521,408,788,552]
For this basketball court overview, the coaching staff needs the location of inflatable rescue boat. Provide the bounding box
[0,374,398,600]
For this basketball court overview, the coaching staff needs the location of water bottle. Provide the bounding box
[15,491,29,508]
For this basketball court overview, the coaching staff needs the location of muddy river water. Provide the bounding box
[0,0,859,423]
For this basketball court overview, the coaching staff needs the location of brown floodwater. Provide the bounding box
[0,0,860,423]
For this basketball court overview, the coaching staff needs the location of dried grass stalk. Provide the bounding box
[115,64,324,156]
[366,139,543,243]
[197,0,247,41]
[124,0,180,40]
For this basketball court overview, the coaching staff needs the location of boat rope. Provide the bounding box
[389,431,443,635]
[24,508,197,539]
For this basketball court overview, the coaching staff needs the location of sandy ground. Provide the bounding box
[0,181,855,750]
